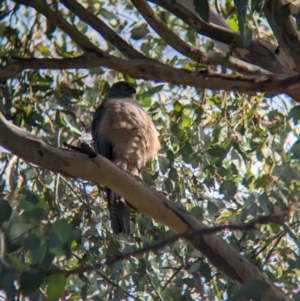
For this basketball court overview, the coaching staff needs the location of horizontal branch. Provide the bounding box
[0,111,292,301]
[8,0,300,99]
[2,55,300,100]
[2,205,297,276]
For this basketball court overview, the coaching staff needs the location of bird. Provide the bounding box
[91,81,160,234]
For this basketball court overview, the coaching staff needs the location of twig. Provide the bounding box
[60,176,93,223]
[1,203,299,276]
[53,128,64,217]
[72,252,142,301]
[263,232,285,266]
[96,270,142,301]
[215,0,221,15]
[53,173,62,217]
[146,270,164,301]
[162,266,182,290]
[60,177,90,209]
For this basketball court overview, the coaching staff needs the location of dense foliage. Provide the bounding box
[0,0,300,300]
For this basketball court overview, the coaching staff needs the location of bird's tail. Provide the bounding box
[106,188,131,234]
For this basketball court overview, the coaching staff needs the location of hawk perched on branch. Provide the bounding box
[91,81,160,234]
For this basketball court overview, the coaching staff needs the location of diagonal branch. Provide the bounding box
[132,0,207,63]
[131,0,272,75]
[13,0,102,54]
[0,111,294,301]
[60,0,147,60]
[149,0,294,75]
[263,0,300,72]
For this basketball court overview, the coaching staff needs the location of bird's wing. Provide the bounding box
[91,99,130,234]
[91,102,113,160]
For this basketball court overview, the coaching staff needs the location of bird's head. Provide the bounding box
[108,81,137,99]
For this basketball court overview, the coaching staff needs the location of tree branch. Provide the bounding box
[131,0,272,75]
[264,0,300,72]
[149,0,294,75]
[2,55,300,100]
[60,0,146,60]
[6,0,300,99]
[0,111,294,301]
[13,0,102,54]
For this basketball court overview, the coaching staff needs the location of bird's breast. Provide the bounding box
[98,99,160,170]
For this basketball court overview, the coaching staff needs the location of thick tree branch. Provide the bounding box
[60,0,147,60]
[131,0,272,75]
[0,112,293,301]
[7,0,300,99]
[264,0,300,72]
[149,0,294,75]
[2,56,300,100]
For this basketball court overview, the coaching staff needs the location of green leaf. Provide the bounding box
[55,109,65,127]
[158,156,169,174]
[22,207,45,222]
[0,199,12,224]
[234,0,252,47]
[203,177,215,189]
[179,115,192,129]
[207,201,219,216]
[6,223,29,253]
[131,23,149,40]
[19,187,45,211]
[200,262,211,281]
[288,105,300,124]
[273,164,300,181]
[145,84,165,94]
[19,272,45,296]
[137,94,151,107]
[173,101,183,113]
[291,140,300,159]
[168,167,178,181]
[207,146,226,157]
[53,219,73,244]
[220,180,237,199]
[165,178,173,193]
[229,280,270,301]
[46,273,68,301]
[24,234,47,265]
[258,193,272,214]
[193,0,210,23]
[278,4,290,22]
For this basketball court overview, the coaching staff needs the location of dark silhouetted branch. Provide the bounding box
[60,0,147,59]
[132,0,272,75]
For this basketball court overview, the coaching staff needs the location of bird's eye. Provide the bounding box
[121,85,126,90]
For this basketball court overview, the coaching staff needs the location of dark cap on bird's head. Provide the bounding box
[108,81,137,98]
